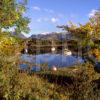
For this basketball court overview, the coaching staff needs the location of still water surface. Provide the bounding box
[20,53,84,71]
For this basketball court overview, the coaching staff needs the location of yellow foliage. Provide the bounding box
[0,33,22,56]
[92,49,100,58]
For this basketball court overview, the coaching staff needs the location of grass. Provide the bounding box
[32,63,100,100]
[1,54,100,100]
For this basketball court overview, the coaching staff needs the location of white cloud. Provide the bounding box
[51,18,58,23]
[44,8,54,13]
[37,18,42,22]
[33,6,41,11]
[88,9,97,18]
[36,18,49,23]
[33,6,54,13]
[36,17,59,24]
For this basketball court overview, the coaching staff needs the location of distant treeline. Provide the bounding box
[21,38,78,54]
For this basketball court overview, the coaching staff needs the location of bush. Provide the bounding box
[0,34,70,100]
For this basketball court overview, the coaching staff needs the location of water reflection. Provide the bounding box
[20,53,84,71]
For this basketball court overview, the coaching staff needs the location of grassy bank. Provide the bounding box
[0,54,100,99]
[34,63,100,100]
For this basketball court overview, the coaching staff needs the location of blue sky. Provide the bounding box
[24,0,100,36]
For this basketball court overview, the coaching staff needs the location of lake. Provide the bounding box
[20,53,84,71]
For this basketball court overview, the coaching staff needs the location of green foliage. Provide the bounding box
[58,10,100,58]
[0,0,30,34]
[37,63,100,100]
[0,33,23,99]
[0,34,100,100]
[0,1,100,99]
[0,0,31,99]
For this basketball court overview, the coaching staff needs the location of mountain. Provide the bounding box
[30,32,72,40]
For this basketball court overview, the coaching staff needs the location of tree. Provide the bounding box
[58,10,100,58]
[0,0,30,34]
[0,0,30,99]
[89,10,100,57]
[90,11,100,40]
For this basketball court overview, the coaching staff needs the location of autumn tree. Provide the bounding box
[58,10,100,58]
[89,10,100,58]
[0,0,30,99]
[0,0,30,34]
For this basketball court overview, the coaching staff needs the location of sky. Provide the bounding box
[24,0,100,36]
